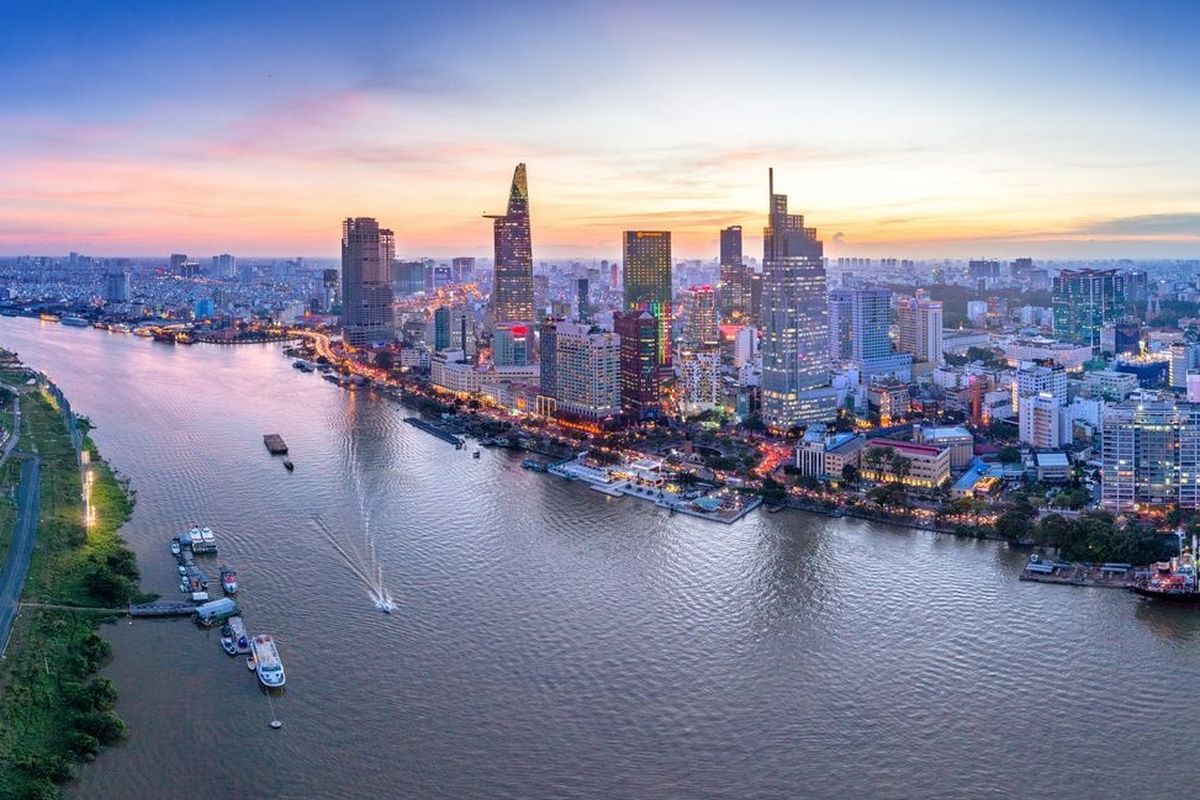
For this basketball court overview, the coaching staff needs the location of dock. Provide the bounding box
[263,433,288,454]
[1018,561,1134,589]
[128,601,197,618]
[404,417,465,448]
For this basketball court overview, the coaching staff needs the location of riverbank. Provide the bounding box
[0,375,139,800]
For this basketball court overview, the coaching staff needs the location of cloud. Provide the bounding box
[832,232,846,243]
[1073,212,1200,237]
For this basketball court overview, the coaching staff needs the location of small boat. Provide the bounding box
[221,636,238,656]
[170,539,181,556]
[220,565,238,594]
[283,459,294,472]
[228,616,251,654]
[246,656,257,671]
[473,449,481,459]
[177,564,187,576]
[250,634,286,688]
[61,315,89,327]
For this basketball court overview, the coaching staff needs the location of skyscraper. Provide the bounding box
[759,170,838,429]
[1102,398,1200,512]
[487,163,534,324]
[340,217,395,348]
[451,256,476,283]
[615,310,661,422]
[493,323,530,367]
[433,306,452,351]
[897,295,944,364]
[683,285,719,349]
[1052,269,1126,347]
[719,225,747,318]
[622,230,672,369]
[553,323,621,421]
[576,277,590,323]
[105,267,131,304]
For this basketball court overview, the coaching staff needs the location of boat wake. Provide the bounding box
[311,513,394,614]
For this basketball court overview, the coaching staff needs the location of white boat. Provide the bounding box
[170,540,181,556]
[250,634,286,688]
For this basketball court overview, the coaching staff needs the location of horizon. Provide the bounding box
[2,1,1199,259]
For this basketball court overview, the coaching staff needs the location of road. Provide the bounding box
[0,455,41,658]
[0,393,20,469]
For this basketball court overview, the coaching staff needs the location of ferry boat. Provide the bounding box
[1130,530,1200,602]
[220,565,238,594]
[61,315,89,327]
[250,634,286,687]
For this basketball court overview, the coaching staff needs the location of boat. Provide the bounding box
[473,449,481,459]
[220,565,238,594]
[152,330,176,344]
[61,315,89,327]
[38,313,60,323]
[521,458,548,472]
[92,321,108,330]
[250,634,286,687]
[133,326,154,337]
[283,459,294,472]
[110,323,132,334]
[1130,530,1200,602]
[246,656,257,671]
[227,616,251,654]
[221,636,238,656]
[170,539,181,556]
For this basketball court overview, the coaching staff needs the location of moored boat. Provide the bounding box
[220,565,238,594]
[250,634,286,687]
[1130,529,1200,602]
[61,315,89,327]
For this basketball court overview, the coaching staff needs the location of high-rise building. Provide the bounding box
[1052,269,1126,347]
[622,230,672,369]
[615,310,661,422]
[827,289,854,364]
[1169,341,1200,389]
[213,253,236,279]
[748,272,763,327]
[538,320,560,402]
[493,323,530,367]
[340,217,395,347]
[683,285,718,349]
[487,163,534,324]
[433,306,452,351]
[321,268,339,311]
[553,323,621,421]
[759,170,837,429]
[575,277,590,323]
[897,295,944,365]
[718,225,747,318]
[451,257,475,283]
[169,253,187,275]
[1101,398,1200,512]
[679,349,721,416]
[393,260,426,295]
[105,267,131,304]
[1019,392,1068,448]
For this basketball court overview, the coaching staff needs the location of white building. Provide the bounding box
[1019,392,1068,448]
[554,323,621,420]
[897,295,944,365]
[430,349,482,394]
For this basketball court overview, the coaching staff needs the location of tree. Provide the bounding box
[841,464,860,485]
[889,453,912,482]
[864,447,889,473]
[997,446,1022,464]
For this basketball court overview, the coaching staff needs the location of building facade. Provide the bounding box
[341,217,395,347]
[1052,269,1126,347]
[1101,398,1200,512]
[615,310,661,422]
[897,295,944,365]
[623,230,672,369]
[487,163,535,324]
[554,323,621,421]
[759,170,837,429]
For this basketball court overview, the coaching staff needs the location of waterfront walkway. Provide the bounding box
[0,454,41,658]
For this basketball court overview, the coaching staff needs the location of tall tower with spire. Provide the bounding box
[486,163,535,324]
[759,169,838,429]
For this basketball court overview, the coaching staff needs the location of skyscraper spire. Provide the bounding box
[488,163,534,324]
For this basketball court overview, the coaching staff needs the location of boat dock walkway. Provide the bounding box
[128,601,197,617]
[404,417,465,448]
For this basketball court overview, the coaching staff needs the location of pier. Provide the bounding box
[404,417,465,448]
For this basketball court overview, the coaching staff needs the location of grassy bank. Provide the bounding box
[0,387,140,800]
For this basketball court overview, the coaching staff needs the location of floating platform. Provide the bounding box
[263,433,288,455]
[404,417,465,448]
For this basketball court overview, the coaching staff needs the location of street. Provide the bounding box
[0,454,41,658]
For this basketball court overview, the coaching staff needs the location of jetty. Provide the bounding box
[128,601,197,618]
[404,417,465,448]
[263,433,288,455]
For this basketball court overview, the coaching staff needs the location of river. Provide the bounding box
[0,316,1195,800]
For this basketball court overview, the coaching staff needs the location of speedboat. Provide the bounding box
[246,656,257,671]
[170,540,181,556]
[220,566,238,594]
[220,636,238,656]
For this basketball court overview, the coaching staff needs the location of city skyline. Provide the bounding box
[2,2,1199,259]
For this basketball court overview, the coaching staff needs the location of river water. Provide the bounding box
[0,316,1194,800]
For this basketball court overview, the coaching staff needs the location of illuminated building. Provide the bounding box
[451,257,475,283]
[1170,341,1200,389]
[859,439,951,489]
[683,285,718,349]
[493,323,530,367]
[1019,392,1068,448]
[678,348,721,416]
[759,169,837,429]
[622,230,672,369]
[1101,398,1200,512]
[913,425,975,470]
[615,310,661,422]
[718,225,748,318]
[486,163,535,324]
[340,217,395,347]
[433,306,452,351]
[897,295,944,365]
[553,323,621,421]
[576,277,590,322]
[1052,268,1126,347]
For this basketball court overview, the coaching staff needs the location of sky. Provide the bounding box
[1,0,1198,260]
